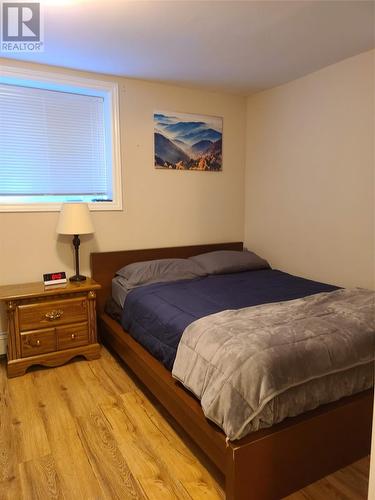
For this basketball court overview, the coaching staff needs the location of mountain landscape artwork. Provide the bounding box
[154,111,223,171]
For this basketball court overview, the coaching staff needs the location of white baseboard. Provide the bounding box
[0,331,7,356]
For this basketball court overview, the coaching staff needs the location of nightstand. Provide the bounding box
[0,278,101,377]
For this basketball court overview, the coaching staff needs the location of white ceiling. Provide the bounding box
[3,0,375,95]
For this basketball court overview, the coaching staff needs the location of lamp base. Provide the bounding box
[69,274,87,282]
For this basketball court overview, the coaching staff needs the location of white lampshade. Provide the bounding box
[56,203,94,235]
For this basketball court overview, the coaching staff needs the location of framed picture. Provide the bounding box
[154,111,222,171]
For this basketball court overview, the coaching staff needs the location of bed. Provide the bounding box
[91,242,374,500]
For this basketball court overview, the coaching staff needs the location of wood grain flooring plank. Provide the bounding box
[54,360,102,418]
[285,463,369,500]
[325,472,368,499]
[136,392,224,495]
[349,456,370,480]
[101,399,193,500]
[74,354,133,408]
[89,346,139,394]
[0,360,20,500]
[18,454,64,500]
[120,390,224,499]
[31,368,105,499]
[6,372,50,463]
[75,410,145,499]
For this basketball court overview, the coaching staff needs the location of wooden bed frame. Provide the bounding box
[91,242,373,500]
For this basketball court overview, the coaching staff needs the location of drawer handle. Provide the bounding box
[36,339,41,346]
[45,309,63,321]
[71,333,76,340]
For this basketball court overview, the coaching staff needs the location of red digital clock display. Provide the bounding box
[43,272,66,284]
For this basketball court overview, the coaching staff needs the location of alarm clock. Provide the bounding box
[43,272,67,286]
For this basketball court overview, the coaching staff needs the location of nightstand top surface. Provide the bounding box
[0,278,101,301]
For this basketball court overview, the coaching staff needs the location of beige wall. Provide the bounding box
[244,54,375,492]
[244,50,374,289]
[0,58,246,335]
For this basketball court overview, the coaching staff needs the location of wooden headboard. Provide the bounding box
[91,242,243,314]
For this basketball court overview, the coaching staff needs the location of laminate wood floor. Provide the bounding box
[0,347,370,500]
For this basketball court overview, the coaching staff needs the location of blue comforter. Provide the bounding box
[121,269,338,370]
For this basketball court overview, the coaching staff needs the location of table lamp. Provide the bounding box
[56,203,94,282]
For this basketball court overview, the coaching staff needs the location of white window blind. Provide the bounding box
[0,81,115,207]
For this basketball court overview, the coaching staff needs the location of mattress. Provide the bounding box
[119,269,338,370]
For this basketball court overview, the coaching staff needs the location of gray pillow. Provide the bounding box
[189,250,269,275]
[116,258,206,289]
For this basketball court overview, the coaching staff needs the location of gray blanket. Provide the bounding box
[172,289,375,440]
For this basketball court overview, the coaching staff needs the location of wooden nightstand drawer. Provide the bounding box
[21,328,56,357]
[57,322,89,350]
[18,297,88,332]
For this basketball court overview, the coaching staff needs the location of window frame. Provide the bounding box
[0,65,122,212]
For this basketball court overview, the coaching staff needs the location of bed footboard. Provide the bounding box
[225,389,372,499]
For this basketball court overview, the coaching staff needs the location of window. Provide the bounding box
[0,66,122,211]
